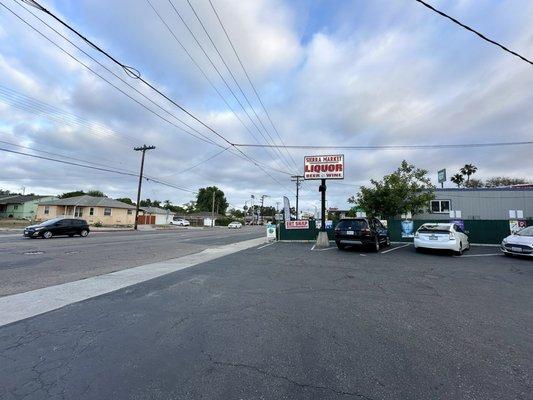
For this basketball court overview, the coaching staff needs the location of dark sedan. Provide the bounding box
[24,217,90,239]
[334,217,390,251]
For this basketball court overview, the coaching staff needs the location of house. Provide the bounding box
[174,212,225,227]
[0,195,57,219]
[139,206,174,225]
[36,195,137,225]
[415,187,533,220]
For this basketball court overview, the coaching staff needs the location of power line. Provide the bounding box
[207,0,297,170]
[163,0,292,174]
[7,1,222,149]
[184,0,296,173]
[0,146,196,193]
[414,0,533,67]
[233,140,533,150]
[157,146,230,178]
[15,0,295,193]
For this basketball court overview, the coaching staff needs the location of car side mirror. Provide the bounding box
[465,230,470,235]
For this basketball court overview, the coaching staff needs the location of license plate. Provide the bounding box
[346,231,355,235]
[511,247,523,252]
[429,235,438,240]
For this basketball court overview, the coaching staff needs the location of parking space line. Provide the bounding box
[317,246,336,251]
[454,253,501,258]
[257,242,275,250]
[381,243,410,254]
[310,244,316,251]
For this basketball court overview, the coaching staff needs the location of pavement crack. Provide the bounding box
[211,359,374,399]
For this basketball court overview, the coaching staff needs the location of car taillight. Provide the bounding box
[449,232,455,240]
[360,228,370,235]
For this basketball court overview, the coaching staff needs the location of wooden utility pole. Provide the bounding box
[211,190,216,227]
[291,175,304,219]
[133,145,155,230]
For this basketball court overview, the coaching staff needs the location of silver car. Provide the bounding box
[501,226,533,257]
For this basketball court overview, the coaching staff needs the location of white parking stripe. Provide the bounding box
[454,253,501,258]
[317,246,336,251]
[381,243,410,254]
[257,242,275,250]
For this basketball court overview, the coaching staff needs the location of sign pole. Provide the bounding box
[319,179,326,231]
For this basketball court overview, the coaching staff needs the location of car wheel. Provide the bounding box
[80,229,89,237]
[466,242,471,250]
[42,230,53,239]
[373,237,380,252]
[336,242,345,250]
[385,237,391,247]
[68,234,74,237]
[455,243,463,256]
[504,252,512,257]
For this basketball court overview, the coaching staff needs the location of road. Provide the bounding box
[0,227,264,296]
[0,242,531,399]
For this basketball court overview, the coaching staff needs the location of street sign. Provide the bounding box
[438,169,446,184]
[304,154,344,180]
[285,220,309,229]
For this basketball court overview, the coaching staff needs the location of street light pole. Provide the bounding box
[134,145,155,230]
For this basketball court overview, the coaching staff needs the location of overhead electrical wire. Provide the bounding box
[14,0,295,193]
[156,146,231,178]
[7,1,222,149]
[414,0,533,67]
[207,0,297,170]
[232,140,533,150]
[162,0,292,175]
[183,0,296,173]
[0,146,196,193]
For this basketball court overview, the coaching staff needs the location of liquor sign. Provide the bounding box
[285,220,309,230]
[304,154,344,180]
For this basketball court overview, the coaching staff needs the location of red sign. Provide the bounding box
[304,154,344,180]
[285,220,309,229]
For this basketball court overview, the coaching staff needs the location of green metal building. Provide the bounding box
[0,195,57,220]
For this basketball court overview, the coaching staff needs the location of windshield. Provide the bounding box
[336,219,367,230]
[516,226,533,236]
[39,217,64,226]
[418,224,451,234]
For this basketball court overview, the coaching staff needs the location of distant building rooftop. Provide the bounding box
[40,195,136,209]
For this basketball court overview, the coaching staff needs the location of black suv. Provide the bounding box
[334,218,390,251]
[24,217,90,239]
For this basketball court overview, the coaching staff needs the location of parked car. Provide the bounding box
[23,217,90,239]
[170,218,190,226]
[334,218,390,251]
[500,226,533,257]
[228,221,243,229]
[414,223,469,255]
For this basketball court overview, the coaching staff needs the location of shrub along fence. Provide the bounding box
[279,219,521,244]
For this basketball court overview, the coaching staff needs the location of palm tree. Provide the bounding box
[460,164,478,184]
[163,200,171,209]
[451,173,464,187]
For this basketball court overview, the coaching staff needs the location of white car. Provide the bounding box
[228,221,242,229]
[501,226,533,257]
[170,218,190,226]
[414,223,470,255]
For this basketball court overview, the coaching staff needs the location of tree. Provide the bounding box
[140,199,152,207]
[228,208,244,218]
[485,177,530,188]
[59,190,86,198]
[116,197,134,205]
[0,189,14,196]
[86,190,106,197]
[163,200,171,209]
[152,200,161,208]
[195,186,228,215]
[464,178,484,188]
[348,160,435,218]
[450,173,464,187]
[460,164,478,184]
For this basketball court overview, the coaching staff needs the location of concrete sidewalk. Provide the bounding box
[0,237,265,327]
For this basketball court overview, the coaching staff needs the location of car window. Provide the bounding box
[336,220,368,230]
[418,225,451,234]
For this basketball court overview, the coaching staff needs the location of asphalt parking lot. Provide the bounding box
[0,240,531,399]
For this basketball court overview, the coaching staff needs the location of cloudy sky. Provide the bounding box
[1,0,532,213]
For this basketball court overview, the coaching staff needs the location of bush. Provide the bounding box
[93,221,103,227]
[215,217,243,226]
